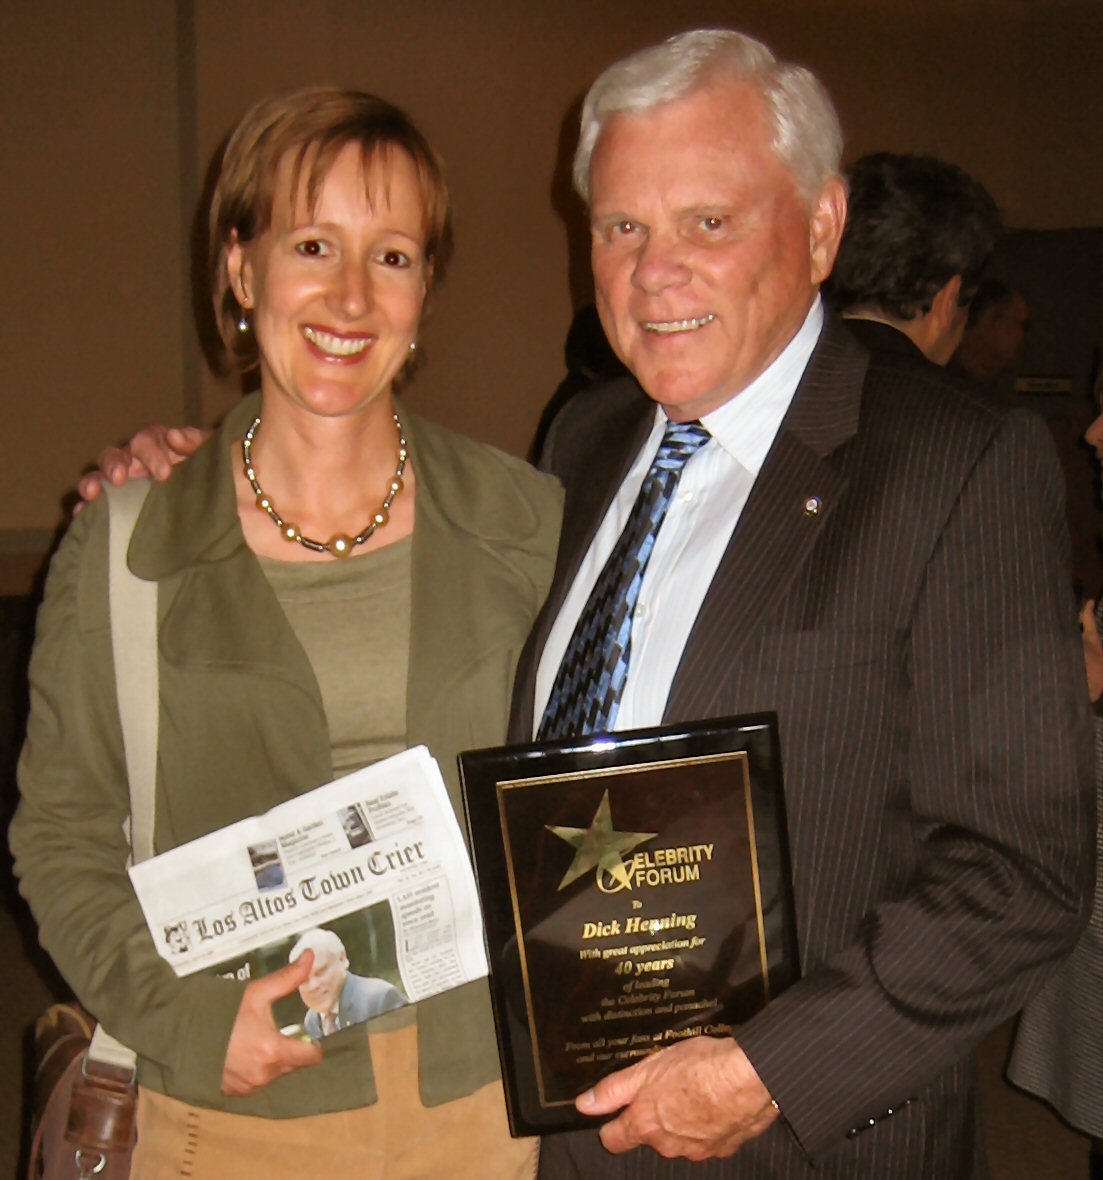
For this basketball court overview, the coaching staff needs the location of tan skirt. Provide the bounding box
[131,1024,537,1179]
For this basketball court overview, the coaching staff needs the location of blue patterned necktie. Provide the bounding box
[538,419,711,739]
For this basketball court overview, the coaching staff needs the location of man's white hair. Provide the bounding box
[289,927,346,963]
[573,28,843,205]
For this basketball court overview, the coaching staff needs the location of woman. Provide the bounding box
[1007,393,1103,1176]
[11,88,562,1178]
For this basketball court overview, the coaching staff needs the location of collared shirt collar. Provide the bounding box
[692,297,824,475]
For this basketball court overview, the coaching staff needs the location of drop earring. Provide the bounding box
[237,280,250,333]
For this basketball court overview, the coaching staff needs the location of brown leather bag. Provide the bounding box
[27,1003,136,1180]
[26,486,151,1179]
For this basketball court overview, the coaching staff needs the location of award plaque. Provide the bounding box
[459,713,797,1136]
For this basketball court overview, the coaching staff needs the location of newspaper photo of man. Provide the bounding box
[289,926,406,1038]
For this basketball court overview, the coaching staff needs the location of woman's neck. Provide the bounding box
[233,393,416,562]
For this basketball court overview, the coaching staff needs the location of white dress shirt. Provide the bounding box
[533,299,824,735]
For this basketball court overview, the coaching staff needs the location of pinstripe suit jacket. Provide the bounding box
[512,317,1095,1179]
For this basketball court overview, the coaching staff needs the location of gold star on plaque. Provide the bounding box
[547,790,656,891]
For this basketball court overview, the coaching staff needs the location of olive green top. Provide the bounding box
[260,540,417,1036]
[259,537,412,777]
[11,393,563,1117]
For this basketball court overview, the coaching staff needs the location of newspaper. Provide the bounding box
[129,746,488,1039]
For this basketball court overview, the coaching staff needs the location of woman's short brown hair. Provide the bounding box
[209,87,451,371]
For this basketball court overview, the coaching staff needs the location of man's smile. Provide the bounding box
[642,314,717,335]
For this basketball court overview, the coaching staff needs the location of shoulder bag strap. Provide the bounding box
[88,478,158,1075]
[105,478,158,864]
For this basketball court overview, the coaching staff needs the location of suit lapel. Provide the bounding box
[132,393,326,714]
[406,488,485,785]
[668,319,868,720]
[405,413,555,814]
[510,389,654,739]
[405,431,489,811]
[544,391,655,634]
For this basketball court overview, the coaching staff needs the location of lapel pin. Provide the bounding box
[802,495,822,517]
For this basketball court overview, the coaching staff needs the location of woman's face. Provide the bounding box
[1085,406,1103,463]
[227,141,429,423]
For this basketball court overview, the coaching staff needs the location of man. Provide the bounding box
[952,278,1031,383]
[80,27,1091,1179]
[824,152,1001,366]
[509,29,1092,1179]
[288,927,405,1038]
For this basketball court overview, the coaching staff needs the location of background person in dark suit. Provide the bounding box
[510,28,1094,1178]
[824,152,1002,368]
[1007,378,1103,1179]
[952,279,1032,385]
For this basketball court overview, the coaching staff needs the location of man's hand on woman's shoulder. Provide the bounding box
[76,424,210,508]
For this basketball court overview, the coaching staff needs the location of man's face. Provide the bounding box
[983,292,1030,371]
[942,302,971,365]
[588,79,845,421]
[298,946,348,1013]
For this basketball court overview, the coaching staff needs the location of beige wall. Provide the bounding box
[3,0,1101,582]
[1,1,186,543]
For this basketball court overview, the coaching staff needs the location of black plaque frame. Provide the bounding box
[459,713,797,1136]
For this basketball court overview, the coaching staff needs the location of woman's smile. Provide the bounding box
[302,325,375,359]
